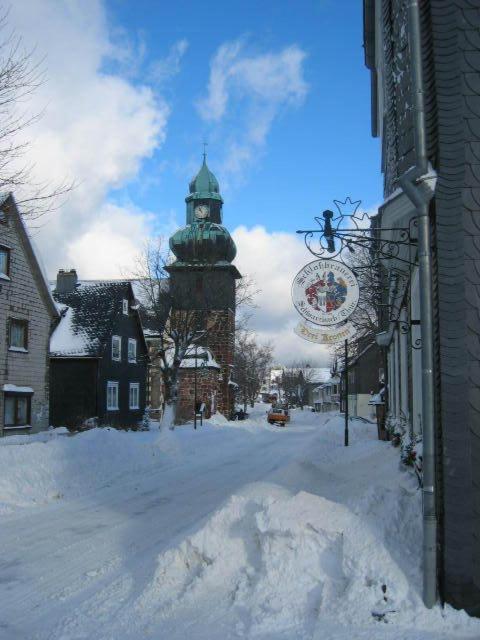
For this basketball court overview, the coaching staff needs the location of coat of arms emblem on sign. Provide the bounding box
[291,259,359,327]
[304,271,347,314]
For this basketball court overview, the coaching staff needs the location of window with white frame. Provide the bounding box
[0,245,10,278]
[129,382,140,410]
[9,318,28,350]
[107,381,119,410]
[128,338,137,363]
[112,335,121,361]
[122,299,128,315]
[4,393,31,428]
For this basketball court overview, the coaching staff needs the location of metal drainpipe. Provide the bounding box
[398,0,437,608]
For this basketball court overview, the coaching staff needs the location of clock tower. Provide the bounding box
[167,155,241,420]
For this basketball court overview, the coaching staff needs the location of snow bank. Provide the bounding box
[0,428,164,514]
[130,482,480,639]
[0,414,265,515]
[1,407,480,639]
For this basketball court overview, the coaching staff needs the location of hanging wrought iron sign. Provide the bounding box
[294,321,357,344]
[291,258,360,326]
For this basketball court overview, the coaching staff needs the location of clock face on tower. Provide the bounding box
[194,204,210,220]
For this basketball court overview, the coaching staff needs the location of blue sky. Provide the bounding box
[107,0,382,233]
[11,0,381,364]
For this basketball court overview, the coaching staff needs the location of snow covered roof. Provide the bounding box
[50,281,136,357]
[180,346,220,370]
[314,376,340,391]
[305,368,331,384]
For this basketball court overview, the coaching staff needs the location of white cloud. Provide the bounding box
[232,225,332,367]
[8,0,178,277]
[67,202,178,279]
[149,39,189,84]
[197,39,308,184]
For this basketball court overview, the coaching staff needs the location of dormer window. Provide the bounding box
[112,335,121,361]
[122,299,128,315]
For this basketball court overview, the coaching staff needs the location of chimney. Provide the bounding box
[56,269,78,294]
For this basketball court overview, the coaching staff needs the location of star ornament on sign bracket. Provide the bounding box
[291,259,360,327]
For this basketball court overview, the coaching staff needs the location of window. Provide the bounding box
[0,246,10,278]
[112,335,121,361]
[122,299,129,315]
[129,383,140,410]
[9,319,28,351]
[128,338,137,363]
[107,381,119,410]
[4,393,31,428]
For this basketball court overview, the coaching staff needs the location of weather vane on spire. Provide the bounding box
[202,140,208,161]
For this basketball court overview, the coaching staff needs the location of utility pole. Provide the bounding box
[194,343,198,429]
[344,339,349,447]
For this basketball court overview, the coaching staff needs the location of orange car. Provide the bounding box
[268,407,290,426]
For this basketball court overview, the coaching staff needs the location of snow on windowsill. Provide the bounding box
[3,424,32,430]
[2,384,34,393]
[8,347,28,353]
[0,273,10,281]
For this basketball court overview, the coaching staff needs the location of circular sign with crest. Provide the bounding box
[291,259,359,326]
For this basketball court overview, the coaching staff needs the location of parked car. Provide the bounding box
[267,407,290,426]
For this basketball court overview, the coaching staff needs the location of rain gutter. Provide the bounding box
[398,0,437,609]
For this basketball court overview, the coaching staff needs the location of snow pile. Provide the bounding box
[1,407,480,639]
[124,481,479,639]
[0,428,164,514]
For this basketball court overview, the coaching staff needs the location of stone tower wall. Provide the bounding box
[206,309,235,418]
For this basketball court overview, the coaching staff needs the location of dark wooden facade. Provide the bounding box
[50,276,148,429]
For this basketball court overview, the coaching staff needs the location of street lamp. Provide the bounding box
[193,342,208,429]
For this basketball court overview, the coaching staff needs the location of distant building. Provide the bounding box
[312,376,340,413]
[0,193,59,435]
[340,342,383,421]
[50,271,149,429]
[280,366,330,408]
[303,368,331,407]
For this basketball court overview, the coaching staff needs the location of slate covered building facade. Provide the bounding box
[364,0,480,611]
[0,193,59,435]
[50,271,148,429]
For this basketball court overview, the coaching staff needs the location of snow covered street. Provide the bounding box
[1,407,479,640]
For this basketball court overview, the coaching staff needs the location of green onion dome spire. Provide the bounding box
[169,221,237,265]
[188,155,221,198]
[170,155,237,266]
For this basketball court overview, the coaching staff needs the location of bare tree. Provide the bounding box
[331,245,384,363]
[234,332,273,411]
[279,362,316,409]
[235,274,260,332]
[134,239,258,428]
[0,11,72,219]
